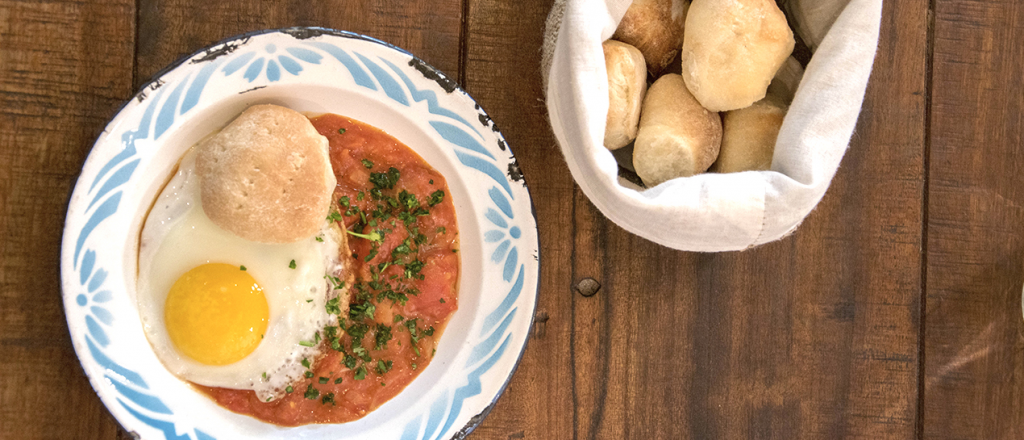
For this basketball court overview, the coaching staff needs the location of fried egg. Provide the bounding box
[137,147,345,401]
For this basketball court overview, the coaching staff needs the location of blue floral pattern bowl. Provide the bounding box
[60,28,539,440]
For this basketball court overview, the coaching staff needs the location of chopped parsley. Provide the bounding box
[327,275,345,290]
[347,228,382,242]
[428,190,445,206]
[346,322,370,342]
[398,190,420,210]
[338,128,347,134]
[286,385,293,393]
[349,302,375,321]
[304,384,319,400]
[343,354,357,369]
[239,265,247,271]
[352,346,371,362]
[325,297,342,315]
[289,259,297,269]
[374,324,393,350]
[321,392,336,405]
[369,167,401,190]
[314,159,455,385]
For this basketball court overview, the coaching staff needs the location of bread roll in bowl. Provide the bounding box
[633,74,722,187]
[196,104,336,243]
[710,98,787,173]
[680,0,795,112]
[612,0,690,75]
[603,40,648,150]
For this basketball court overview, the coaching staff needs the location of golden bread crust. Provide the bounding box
[633,74,722,187]
[613,0,690,75]
[681,0,795,112]
[604,40,648,150]
[196,104,336,243]
[711,99,787,173]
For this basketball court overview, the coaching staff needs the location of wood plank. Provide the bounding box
[924,1,1024,439]
[457,0,576,437]
[464,0,926,439]
[136,0,463,91]
[0,1,135,439]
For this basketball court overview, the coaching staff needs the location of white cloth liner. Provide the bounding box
[544,0,882,251]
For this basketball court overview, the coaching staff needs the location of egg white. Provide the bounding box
[137,147,344,401]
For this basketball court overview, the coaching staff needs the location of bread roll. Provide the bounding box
[604,40,647,150]
[633,74,722,187]
[196,104,336,243]
[612,0,690,75]
[710,98,786,173]
[680,0,795,112]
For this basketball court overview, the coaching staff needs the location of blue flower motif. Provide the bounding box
[482,187,521,282]
[221,44,323,82]
[77,249,115,347]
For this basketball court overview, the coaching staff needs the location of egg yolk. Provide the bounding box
[164,263,269,365]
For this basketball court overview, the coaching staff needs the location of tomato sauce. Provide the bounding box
[197,114,460,426]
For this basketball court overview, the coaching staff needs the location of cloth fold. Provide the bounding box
[543,0,882,252]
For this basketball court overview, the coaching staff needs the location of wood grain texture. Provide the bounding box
[465,0,926,439]
[0,0,135,439]
[2,0,996,438]
[924,1,1024,439]
[458,0,576,438]
[135,0,463,91]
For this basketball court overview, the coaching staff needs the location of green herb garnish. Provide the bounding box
[304,384,319,400]
[321,392,336,405]
[375,359,393,375]
[428,190,445,206]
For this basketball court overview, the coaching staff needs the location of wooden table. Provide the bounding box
[2,1,1022,438]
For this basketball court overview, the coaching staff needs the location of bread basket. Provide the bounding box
[543,0,882,251]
